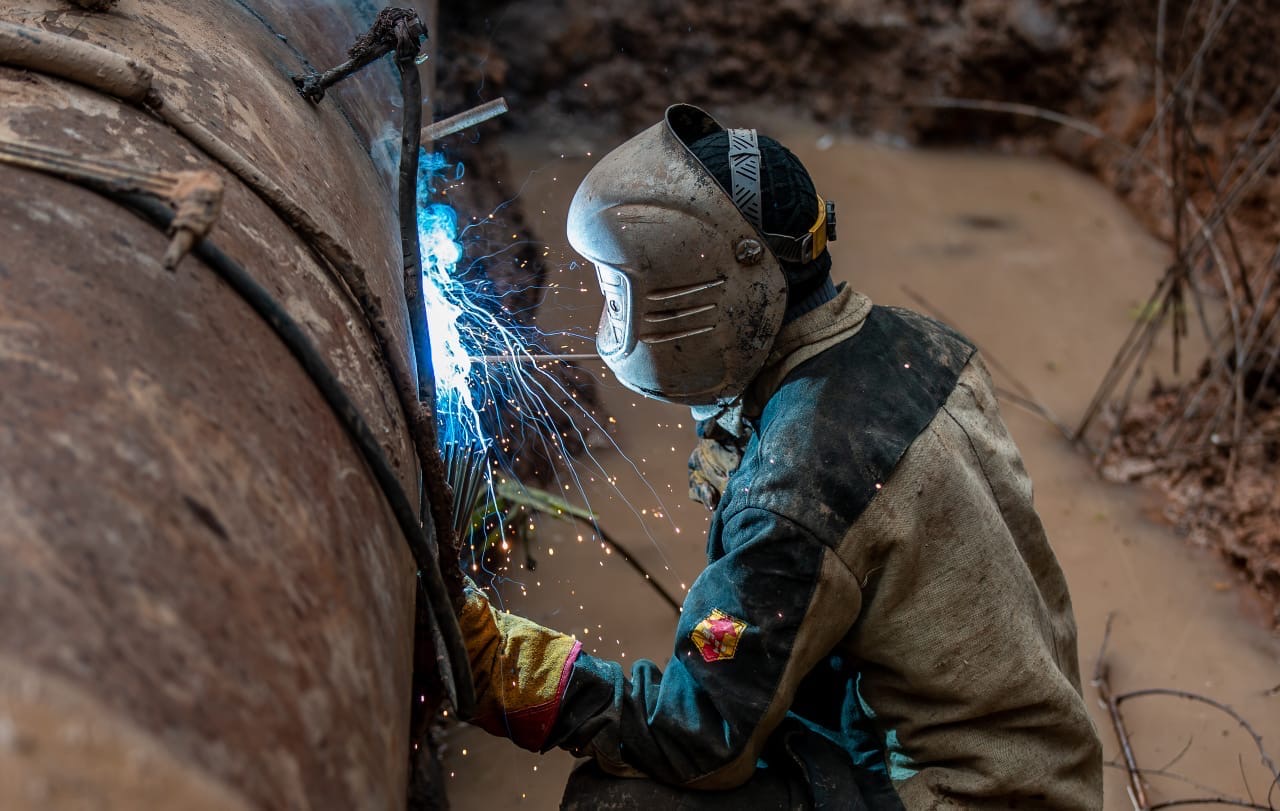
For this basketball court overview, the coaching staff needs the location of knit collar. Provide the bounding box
[745,283,873,416]
[783,277,838,323]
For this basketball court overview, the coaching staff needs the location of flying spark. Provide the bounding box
[416,149,680,587]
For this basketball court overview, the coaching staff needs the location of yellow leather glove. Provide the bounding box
[687,418,747,511]
[459,579,581,751]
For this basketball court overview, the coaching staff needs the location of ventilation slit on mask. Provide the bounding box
[644,304,717,323]
[641,326,716,345]
[646,279,726,301]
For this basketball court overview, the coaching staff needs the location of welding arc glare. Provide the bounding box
[417,150,481,450]
[416,149,678,588]
[416,147,583,566]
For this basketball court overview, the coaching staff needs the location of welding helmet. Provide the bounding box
[568,104,834,406]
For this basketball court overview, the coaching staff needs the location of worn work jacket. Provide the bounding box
[547,286,1104,809]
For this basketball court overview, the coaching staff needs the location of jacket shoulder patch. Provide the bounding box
[690,609,748,662]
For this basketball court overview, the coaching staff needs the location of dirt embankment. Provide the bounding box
[434,0,1280,620]
[438,0,1278,250]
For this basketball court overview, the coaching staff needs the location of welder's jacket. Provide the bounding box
[546,287,1104,809]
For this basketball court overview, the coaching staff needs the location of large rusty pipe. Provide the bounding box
[0,1,439,808]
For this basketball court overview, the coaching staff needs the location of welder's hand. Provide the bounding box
[459,578,582,751]
[687,419,746,511]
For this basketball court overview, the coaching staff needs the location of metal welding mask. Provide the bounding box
[567,104,789,406]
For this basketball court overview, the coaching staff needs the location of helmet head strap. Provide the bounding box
[725,128,836,265]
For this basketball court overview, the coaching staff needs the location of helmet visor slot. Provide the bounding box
[645,278,726,301]
[594,264,634,357]
[641,326,715,345]
[643,304,716,323]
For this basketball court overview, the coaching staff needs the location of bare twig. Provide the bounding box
[569,516,682,615]
[1076,268,1178,443]
[992,387,1075,440]
[1239,752,1255,807]
[1158,736,1197,774]
[1092,614,1151,810]
[1117,0,1243,179]
[1104,761,1240,800]
[1093,614,1280,811]
[1115,689,1280,784]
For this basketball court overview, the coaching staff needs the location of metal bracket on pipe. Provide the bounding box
[0,136,223,270]
[292,8,427,103]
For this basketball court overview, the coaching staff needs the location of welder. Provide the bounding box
[459,104,1103,809]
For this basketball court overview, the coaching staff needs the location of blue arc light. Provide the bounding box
[414,149,677,582]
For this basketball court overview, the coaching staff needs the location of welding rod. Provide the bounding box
[422,98,509,142]
[477,354,601,363]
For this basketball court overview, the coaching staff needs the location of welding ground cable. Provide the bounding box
[380,17,478,780]
[103,190,475,720]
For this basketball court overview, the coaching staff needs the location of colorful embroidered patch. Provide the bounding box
[690,609,747,663]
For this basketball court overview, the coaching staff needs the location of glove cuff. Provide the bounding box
[475,638,581,751]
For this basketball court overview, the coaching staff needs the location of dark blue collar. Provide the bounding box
[783,276,838,324]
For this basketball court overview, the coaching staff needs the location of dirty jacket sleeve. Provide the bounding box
[545,506,864,789]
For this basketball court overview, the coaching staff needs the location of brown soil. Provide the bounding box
[435,0,1280,621]
[1101,376,1280,621]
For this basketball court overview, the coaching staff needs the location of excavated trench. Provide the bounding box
[437,0,1280,623]
[426,1,1280,805]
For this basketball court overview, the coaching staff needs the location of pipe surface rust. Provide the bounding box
[0,1,436,808]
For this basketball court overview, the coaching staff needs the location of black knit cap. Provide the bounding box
[689,131,832,308]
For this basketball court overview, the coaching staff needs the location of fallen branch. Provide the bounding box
[1115,689,1280,785]
[1092,614,1280,811]
[1093,614,1151,810]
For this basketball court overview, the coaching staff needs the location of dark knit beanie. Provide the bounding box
[689,131,833,311]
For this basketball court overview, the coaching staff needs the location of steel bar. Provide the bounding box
[422,97,509,141]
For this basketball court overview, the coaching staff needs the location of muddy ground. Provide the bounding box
[434,0,1280,624]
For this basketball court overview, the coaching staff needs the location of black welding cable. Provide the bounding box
[388,28,467,611]
[391,43,458,767]
[108,189,476,719]
[396,44,433,405]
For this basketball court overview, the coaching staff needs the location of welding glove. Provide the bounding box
[459,578,581,751]
[687,417,747,511]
